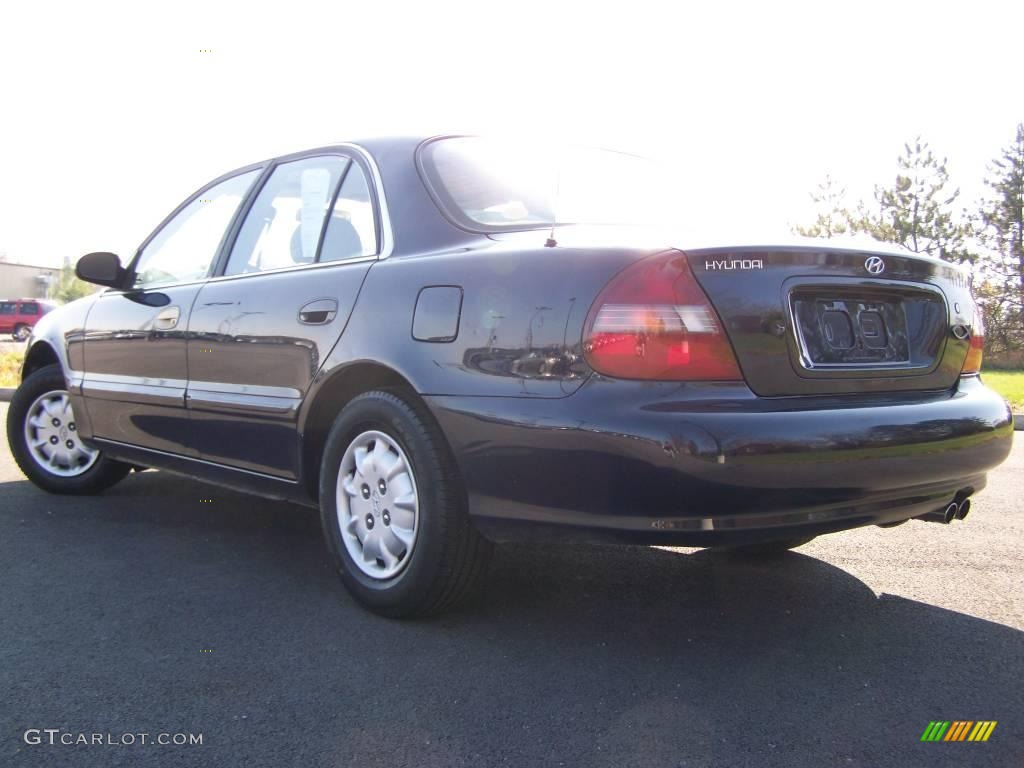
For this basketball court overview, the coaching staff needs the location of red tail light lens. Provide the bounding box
[583,251,742,381]
[962,308,984,374]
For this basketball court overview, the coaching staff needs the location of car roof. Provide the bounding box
[268,135,428,166]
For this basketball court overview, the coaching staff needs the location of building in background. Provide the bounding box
[0,261,60,299]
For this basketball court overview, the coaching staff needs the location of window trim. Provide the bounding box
[204,252,379,285]
[207,163,276,280]
[210,146,387,279]
[127,163,268,289]
[314,158,353,264]
[108,143,391,295]
[316,158,381,266]
[218,154,353,278]
[346,143,391,259]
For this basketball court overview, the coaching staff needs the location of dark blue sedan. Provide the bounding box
[6,136,1013,616]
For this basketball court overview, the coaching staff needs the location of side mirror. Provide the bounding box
[75,252,126,288]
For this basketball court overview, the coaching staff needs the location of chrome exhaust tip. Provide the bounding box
[955,499,971,520]
[917,502,959,524]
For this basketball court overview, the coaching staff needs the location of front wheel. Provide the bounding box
[12,324,30,341]
[6,365,131,494]
[319,390,492,618]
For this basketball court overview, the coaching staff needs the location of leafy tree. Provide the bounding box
[976,123,1024,330]
[793,175,852,238]
[51,262,95,304]
[854,137,973,263]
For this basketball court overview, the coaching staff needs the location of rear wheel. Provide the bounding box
[12,324,30,341]
[716,536,816,557]
[6,365,131,494]
[319,390,492,618]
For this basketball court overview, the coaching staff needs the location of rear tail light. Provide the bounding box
[583,251,742,381]
[961,307,984,374]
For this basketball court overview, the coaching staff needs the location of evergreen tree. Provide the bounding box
[855,137,973,263]
[793,175,852,238]
[977,123,1024,328]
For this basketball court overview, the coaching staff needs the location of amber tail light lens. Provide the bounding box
[961,308,984,374]
[583,251,743,381]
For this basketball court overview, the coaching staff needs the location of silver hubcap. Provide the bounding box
[336,430,419,580]
[23,390,99,477]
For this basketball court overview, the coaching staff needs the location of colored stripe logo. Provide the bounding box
[921,721,997,742]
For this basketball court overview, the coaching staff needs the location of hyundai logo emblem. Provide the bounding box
[864,256,886,275]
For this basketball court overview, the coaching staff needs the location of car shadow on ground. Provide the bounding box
[2,469,1021,768]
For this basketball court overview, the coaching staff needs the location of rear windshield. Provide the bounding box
[418,137,667,232]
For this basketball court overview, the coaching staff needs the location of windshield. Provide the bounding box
[418,137,668,232]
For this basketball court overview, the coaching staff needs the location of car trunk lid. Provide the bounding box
[683,245,975,396]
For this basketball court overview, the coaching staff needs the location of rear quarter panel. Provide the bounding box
[308,238,659,399]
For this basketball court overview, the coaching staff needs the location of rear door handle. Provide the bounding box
[298,298,338,325]
[154,306,180,330]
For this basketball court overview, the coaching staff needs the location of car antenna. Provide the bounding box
[545,155,561,248]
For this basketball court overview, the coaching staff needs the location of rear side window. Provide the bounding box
[320,163,378,263]
[133,170,260,288]
[0,302,15,315]
[224,156,348,276]
[20,303,39,315]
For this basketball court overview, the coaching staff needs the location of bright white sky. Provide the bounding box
[1,0,1021,267]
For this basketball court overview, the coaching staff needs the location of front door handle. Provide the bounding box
[154,306,180,330]
[298,298,338,325]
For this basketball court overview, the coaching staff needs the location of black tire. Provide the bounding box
[319,389,492,618]
[6,364,131,494]
[717,536,816,557]
[12,324,30,342]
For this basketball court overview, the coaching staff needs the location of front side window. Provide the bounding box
[418,136,669,232]
[320,162,378,263]
[224,156,348,276]
[133,170,260,288]
[0,302,15,315]
[20,303,39,315]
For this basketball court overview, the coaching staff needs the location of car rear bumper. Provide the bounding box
[426,374,1014,545]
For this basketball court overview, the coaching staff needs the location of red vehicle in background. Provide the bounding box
[0,299,56,341]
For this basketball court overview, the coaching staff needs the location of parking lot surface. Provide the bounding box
[1,401,1021,767]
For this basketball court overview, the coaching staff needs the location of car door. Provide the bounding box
[81,167,262,455]
[185,152,379,477]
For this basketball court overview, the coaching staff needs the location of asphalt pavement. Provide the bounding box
[1,401,1021,768]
